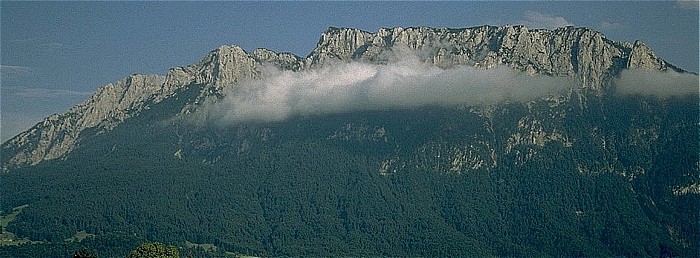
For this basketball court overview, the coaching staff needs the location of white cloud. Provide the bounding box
[0,65,34,77]
[615,69,699,97]
[8,38,66,52]
[521,11,574,29]
[676,0,699,10]
[194,53,572,125]
[599,21,623,30]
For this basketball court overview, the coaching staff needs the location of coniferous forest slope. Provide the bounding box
[1,26,698,257]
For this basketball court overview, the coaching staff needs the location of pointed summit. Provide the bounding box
[627,40,666,70]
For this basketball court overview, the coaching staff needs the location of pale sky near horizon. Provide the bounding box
[1,1,698,142]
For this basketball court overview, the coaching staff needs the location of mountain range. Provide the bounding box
[1,25,698,257]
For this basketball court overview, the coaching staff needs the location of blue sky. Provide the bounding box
[1,1,698,142]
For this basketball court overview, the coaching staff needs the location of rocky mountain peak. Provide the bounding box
[627,40,669,70]
[1,25,685,172]
[307,27,374,65]
[252,48,303,71]
[2,73,166,170]
[304,25,681,90]
[193,45,259,88]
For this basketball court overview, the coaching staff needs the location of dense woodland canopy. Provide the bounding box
[1,90,698,257]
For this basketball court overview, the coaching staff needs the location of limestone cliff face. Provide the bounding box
[1,45,302,171]
[2,74,166,169]
[306,26,679,90]
[0,25,684,171]
[627,40,675,70]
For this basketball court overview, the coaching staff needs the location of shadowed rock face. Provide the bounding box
[0,25,685,172]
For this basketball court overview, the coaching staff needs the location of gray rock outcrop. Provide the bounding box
[306,26,681,90]
[2,74,165,169]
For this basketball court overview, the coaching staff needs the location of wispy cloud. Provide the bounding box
[11,88,93,98]
[0,65,34,77]
[36,42,66,52]
[676,0,699,10]
[521,11,573,29]
[615,70,699,98]
[193,49,572,125]
[7,38,67,53]
[599,21,623,30]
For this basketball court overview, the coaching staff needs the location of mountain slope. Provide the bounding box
[1,25,682,171]
[2,92,697,256]
[0,25,698,257]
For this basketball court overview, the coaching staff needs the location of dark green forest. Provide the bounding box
[1,90,698,257]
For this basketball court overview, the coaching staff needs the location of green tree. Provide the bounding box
[127,242,179,258]
[73,248,98,258]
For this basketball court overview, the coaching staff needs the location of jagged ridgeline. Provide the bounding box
[1,26,698,257]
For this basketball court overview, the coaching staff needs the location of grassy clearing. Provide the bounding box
[0,204,28,230]
[64,230,95,243]
[184,241,218,252]
[0,204,34,246]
